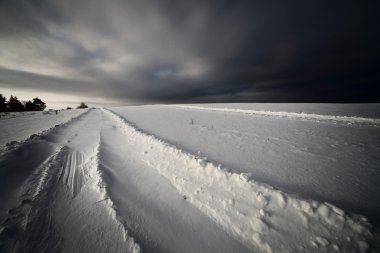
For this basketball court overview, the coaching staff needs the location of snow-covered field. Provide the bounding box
[0,109,87,154]
[0,104,379,253]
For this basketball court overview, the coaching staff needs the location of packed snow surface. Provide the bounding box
[0,104,379,253]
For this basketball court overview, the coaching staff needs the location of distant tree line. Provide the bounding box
[67,103,88,110]
[77,102,88,109]
[0,94,46,112]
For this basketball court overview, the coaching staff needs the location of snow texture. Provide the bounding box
[0,104,379,253]
[111,104,380,228]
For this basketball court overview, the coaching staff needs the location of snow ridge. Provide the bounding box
[107,109,376,253]
[173,105,380,126]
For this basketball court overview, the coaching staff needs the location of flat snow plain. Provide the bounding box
[0,103,379,253]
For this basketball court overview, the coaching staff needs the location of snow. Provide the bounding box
[0,109,87,153]
[185,103,380,118]
[0,109,139,253]
[0,104,379,252]
[98,111,250,253]
[173,104,380,126]
[111,104,380,228]
[106,108,377,253]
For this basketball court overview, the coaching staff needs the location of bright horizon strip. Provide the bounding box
[0,88,128,109]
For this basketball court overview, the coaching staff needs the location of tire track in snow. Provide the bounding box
[106,109,377,253]
[172,105,380,126]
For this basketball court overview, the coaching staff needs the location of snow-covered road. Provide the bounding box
[0,105,379,252]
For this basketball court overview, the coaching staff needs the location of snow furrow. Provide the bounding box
[106,109,377,253]
[172,105,380,126]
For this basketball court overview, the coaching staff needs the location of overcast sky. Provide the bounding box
[0,0,379,107]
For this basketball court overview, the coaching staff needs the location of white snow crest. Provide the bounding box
[172,105,380,126]
[106,109,375,253]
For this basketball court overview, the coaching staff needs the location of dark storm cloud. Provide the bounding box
[0,0,379,103]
